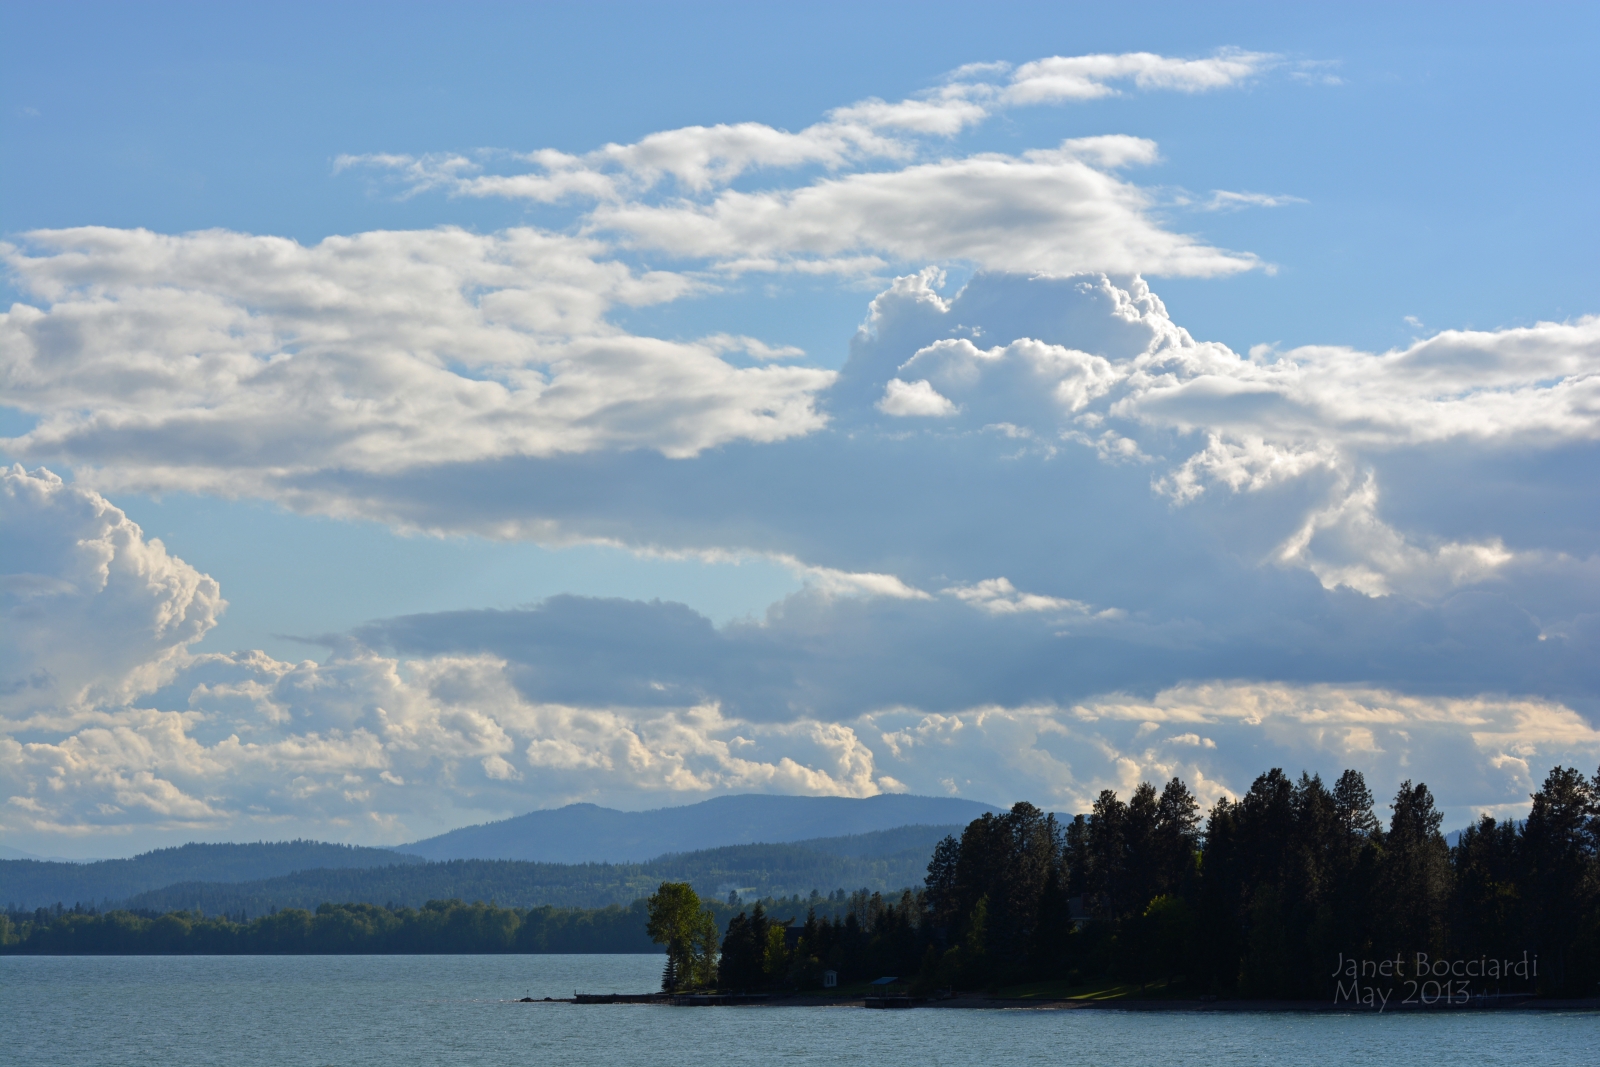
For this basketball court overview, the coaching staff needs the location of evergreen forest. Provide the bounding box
[711,764,1600,999]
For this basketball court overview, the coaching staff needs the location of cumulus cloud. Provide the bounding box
[1123,316,1600,453]
[590,142,1258,278]
[831,270,1600,602]
[10,261,1584,619]
[878,378,957,417]
[0,493,1584,846]
[0,466,223,719]
[1,466,1596,851]
[1002,49,1276,104]
[897,335,1120,417]
[848,270,1600,460]
[9,631,1589,844]
[0,227,835,496]
[3,50,1598,851]
[0,647,897,843]
[857,683,1600,823]
[1274,473,1516,598]
[11,261,1589,621]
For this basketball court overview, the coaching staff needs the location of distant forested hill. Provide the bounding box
[396,793,996,862]
[1,841,424,910]
[111,825,960,917]
[791,824,960,859]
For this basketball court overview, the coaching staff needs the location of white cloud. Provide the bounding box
[0,470,1594,851]
[0,648,895,844]
[898,336,1121,416]
[843,270,1600,600]
[943,577,1095,616]
[861,683,1600,822]
[338,55,1266,280]
[8,604,1592,846]
[877,378,957,417]
[591,148,1259,278]
[1274,473,1516,598]
[343,49,1271,205]
[699,333,807,361]
[1155,434,1341,503]
[11,261,1588,608]
[855,272,1600,473]
[1051,135,1163,169]
[793,563,933,602]
[0,227,836,495]
[3,46,1599,855]
[1200,190,1307,211]
[1121,316,1600,454]
[1004,49,1276,104]
[0,466,223,719]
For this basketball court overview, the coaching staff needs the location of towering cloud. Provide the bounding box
[1,466,223,718]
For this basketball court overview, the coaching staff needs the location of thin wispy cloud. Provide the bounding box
[336,50,1275,278]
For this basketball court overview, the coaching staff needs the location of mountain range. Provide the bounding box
[2,840,423,911]
[394,793,999,862]
[3,793,998,912]
[108,824,962,917]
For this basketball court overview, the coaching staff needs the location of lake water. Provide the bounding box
[5,954,1594,1066]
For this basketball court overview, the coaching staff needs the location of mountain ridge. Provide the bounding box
[395,792,1000,863]
[9,824,965,916]
[1,840,424,910]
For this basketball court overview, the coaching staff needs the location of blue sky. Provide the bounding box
[3,2,1598,856]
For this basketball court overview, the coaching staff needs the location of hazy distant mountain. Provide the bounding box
[117,823,966,917]
[396,793,999,863]
[1,840,424,911]
[787,823,965,861]
[0,845,46,861]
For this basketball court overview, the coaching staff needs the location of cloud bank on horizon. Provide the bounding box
[2,50,1598,852]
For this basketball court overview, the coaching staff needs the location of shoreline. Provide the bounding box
[539,991,1600,1013]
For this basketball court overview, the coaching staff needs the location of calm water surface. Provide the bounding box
[5,954,1594,1066]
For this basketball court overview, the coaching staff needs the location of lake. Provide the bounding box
[5,954,1594,1066]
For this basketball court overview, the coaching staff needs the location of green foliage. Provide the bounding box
[717,902,774,990]
[911,764,1600,999]
[646,882,719,990]
[711,761,1600,1001]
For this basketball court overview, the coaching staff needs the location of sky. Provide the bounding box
[2,1,1599,858]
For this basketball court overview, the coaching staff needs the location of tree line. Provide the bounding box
[0,891,861,956]
[0,899,658,954]
[648,764,1600,999]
